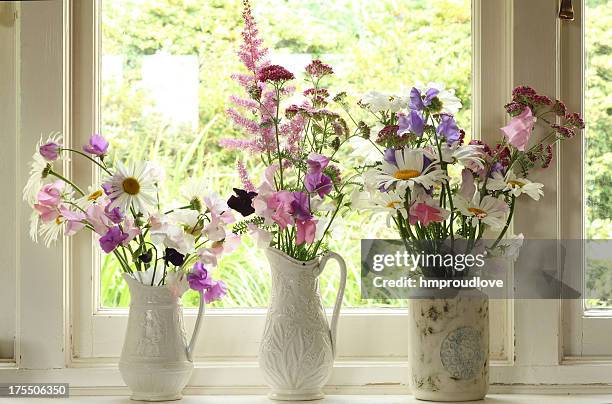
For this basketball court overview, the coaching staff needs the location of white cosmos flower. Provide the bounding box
[370,188,408,218]
[455,193,509,229]
[415,82,462,114]
[486,171,544,201]
[360,90,408,113]
[370,148,448,191]
[105,162,157,214]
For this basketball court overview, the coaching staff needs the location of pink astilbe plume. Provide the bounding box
[236,160,256,192]
[236,0,269,76]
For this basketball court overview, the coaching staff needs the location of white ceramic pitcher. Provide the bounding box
[259,247,347,401]
[119,273,205,401]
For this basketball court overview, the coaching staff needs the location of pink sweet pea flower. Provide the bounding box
[83,134,109,156]
[39,142,61,161]
[306,153,330,172]
[296,219,317,245]
[409,201,449,226]
[37,181,64,207]
[268,191,295,229]
[204,279,227,303]
[500,107,536,151]
[59,206,86,236]
[86,204,114,235]
[121,218,141,246]
[34,203,60,223]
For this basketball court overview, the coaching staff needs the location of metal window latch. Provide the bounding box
[559,0,575,21]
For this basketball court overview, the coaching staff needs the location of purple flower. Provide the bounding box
[291,192,313,221]
[39,142,60,161]
[101,183,113,196]
[187,262,213,291]
[99,226,128,253]
[409,87,439,110]
[305,172,332,198]
[398,110,425,136]
[384,148,397,166]
[204,280,228,303]
[83,134,109,156]
[227,188,257,217]
[164,247,185,266]
[306,153,330,172]
[104,205,124,224]
[436,114,460,145]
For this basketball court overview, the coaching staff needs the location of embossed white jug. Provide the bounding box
[259,247,347,401]
[119,273,205,401]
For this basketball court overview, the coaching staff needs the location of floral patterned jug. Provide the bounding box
[259,247,347,401]
[119,273,205,401]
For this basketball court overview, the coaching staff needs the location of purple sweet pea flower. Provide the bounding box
[187,262,214,291]
[204,279,227,303]
[306,153,330,172]
[104,205,124,224]
[436,114,460,145]
[83,134,109,156]
[409,87,439,110]
[99,226,128,253]
[291,192,313,221]
[39,142,61,161]
[305,172,332,198]
[398,110,425,136]
[384,148,397,166]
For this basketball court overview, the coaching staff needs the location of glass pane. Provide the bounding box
[584,0,612,309]
[100,0,471,308]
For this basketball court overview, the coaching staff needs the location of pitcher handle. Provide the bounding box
[319,251,347,356]
[186,291,205,362]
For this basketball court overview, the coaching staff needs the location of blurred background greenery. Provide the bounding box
[99,0,610,309]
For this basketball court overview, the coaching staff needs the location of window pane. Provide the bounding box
[584,0,612,309]
[100,0,471,308]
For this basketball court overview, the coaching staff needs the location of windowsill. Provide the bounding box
[1,394,610,404]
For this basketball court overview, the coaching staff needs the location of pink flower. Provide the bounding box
[501,107,536,151]
[86,204,114,235]
[267,191,295,229]
[204,279,227,303]
[59,206,86,236]
[121,218,141,246]
[257,65,294,83]
[296,219,317,245]
[37,181,64,207]
[34,203,59,223]
[409,201,449,226]
[39,142,61,161]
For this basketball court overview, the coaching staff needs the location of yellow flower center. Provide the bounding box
[508,180,525,188]
[387,201,401,209]
[122,177,140,195]
[468,207,488,218]
[87,189,104,201]
[55,216,63,225]
[394,169,420,180]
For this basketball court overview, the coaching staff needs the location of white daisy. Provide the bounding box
[23,132,63,205]
[105,162,158,214]
[38,215,64,247]
[486,171,544,200]
[455,193,509,229]
[360,90,408,113]
[426,142,484,171]
[369,148,448,191]
[75,185,106,209]
[370,188,409,218]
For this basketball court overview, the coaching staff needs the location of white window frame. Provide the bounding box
[560,0,612,358]
[4,0,612,395]
[0,1,18,362]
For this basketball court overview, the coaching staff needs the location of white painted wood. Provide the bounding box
[16,0,67,369]
[0,1,18,361]
[559,0,612,358]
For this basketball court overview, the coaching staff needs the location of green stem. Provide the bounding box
[61,148,112,175]
[491,196,515,249]
[48,170,85,196]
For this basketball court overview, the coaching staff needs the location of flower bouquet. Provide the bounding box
[353,84,584,401]
[219,1,355,399]
[22,132,239,400]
